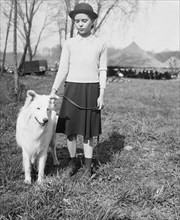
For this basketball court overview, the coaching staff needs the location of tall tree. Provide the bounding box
[91,0,140,34]
[17,0,53,72]
[17,0,42,71]
[51,0,140,41]
[0,0,13,76]
[13,0,19,98]
[68,0,80,38]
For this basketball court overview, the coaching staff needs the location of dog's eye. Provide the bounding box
[37,107,40,110]
[47,108,49,111]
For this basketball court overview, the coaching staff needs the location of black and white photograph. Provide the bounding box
[0,0,179,219]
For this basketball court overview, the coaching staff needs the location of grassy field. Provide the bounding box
[0,73,180,220]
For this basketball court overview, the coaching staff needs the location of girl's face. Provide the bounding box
[74,13,94,37]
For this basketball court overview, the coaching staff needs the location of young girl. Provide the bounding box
[50,3,107,179]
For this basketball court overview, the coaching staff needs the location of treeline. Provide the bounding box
[0,49,61,67]
[1,48,179,68]
[148,51,180,63]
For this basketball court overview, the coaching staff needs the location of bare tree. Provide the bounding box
[68,0,80,38]
[91,0,140,34]
[168,57,180,77]
[17,0,43,71]
[0,0,13,76]
[49,0,81,46]
[17,0,53,72]
[49,0,74,48]
[32,11,55,58]
[50,0,141,42]
[13,0,19,98]
[50,3,66,48]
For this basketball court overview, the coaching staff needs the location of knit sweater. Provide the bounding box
[52,34,107,91]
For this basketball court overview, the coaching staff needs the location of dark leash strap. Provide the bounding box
[61,95,101,163]
[61,95,99,111]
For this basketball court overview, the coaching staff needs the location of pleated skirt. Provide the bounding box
[56,82,101,138]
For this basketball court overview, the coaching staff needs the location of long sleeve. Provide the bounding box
[52,40,70,91]
[99,42,107,89]
[99,70,107,89]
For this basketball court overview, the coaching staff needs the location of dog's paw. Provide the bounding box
[37,178,45,185]
[24,179,31,184]
[37,175,45,184]
[37,180,42,185]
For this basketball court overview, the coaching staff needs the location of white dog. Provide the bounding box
[16,90,59,184]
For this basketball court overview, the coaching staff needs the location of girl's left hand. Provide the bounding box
[97,95,104,110]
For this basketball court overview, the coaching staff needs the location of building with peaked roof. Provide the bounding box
[164,56,180,68]
[108,42,166,68]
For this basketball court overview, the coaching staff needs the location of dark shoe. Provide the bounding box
[79,157,93,180]
[62,157,76,179]
[62,167,75,178]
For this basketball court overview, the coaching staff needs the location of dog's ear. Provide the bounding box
[27,90,36,100]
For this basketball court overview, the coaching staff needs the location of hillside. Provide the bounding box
[148,51,180,63]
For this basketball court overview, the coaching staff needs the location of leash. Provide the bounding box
[61,95,99,111]
[61,95,101,164]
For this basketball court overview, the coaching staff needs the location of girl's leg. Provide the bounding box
[83,137,93,158]
[82,137,94,178]
[67,135,77,158]
[63,135,77,178]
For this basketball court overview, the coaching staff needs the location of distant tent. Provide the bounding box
[164,56,180,68]
[108,41,165,68]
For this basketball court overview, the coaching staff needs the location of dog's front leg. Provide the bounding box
[22,150,31,184]
[37,150,47,183]
[50,133,59,166]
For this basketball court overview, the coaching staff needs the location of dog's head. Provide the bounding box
[25,90,59,127]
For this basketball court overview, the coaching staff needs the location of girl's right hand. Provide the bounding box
[50,88,59,100]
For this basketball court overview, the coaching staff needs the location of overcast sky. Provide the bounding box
[104,0,180,52]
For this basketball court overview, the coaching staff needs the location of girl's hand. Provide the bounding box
[97,94,104,110]
[50,88,58,100]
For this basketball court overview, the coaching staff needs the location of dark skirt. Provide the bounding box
[56,82,101,138]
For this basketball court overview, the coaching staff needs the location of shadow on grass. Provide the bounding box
[44,147,70,176]
[2,130,125,183]
[94,131,125,166]
[44,131,125,178]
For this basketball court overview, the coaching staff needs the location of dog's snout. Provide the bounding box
[43,118,48,124]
